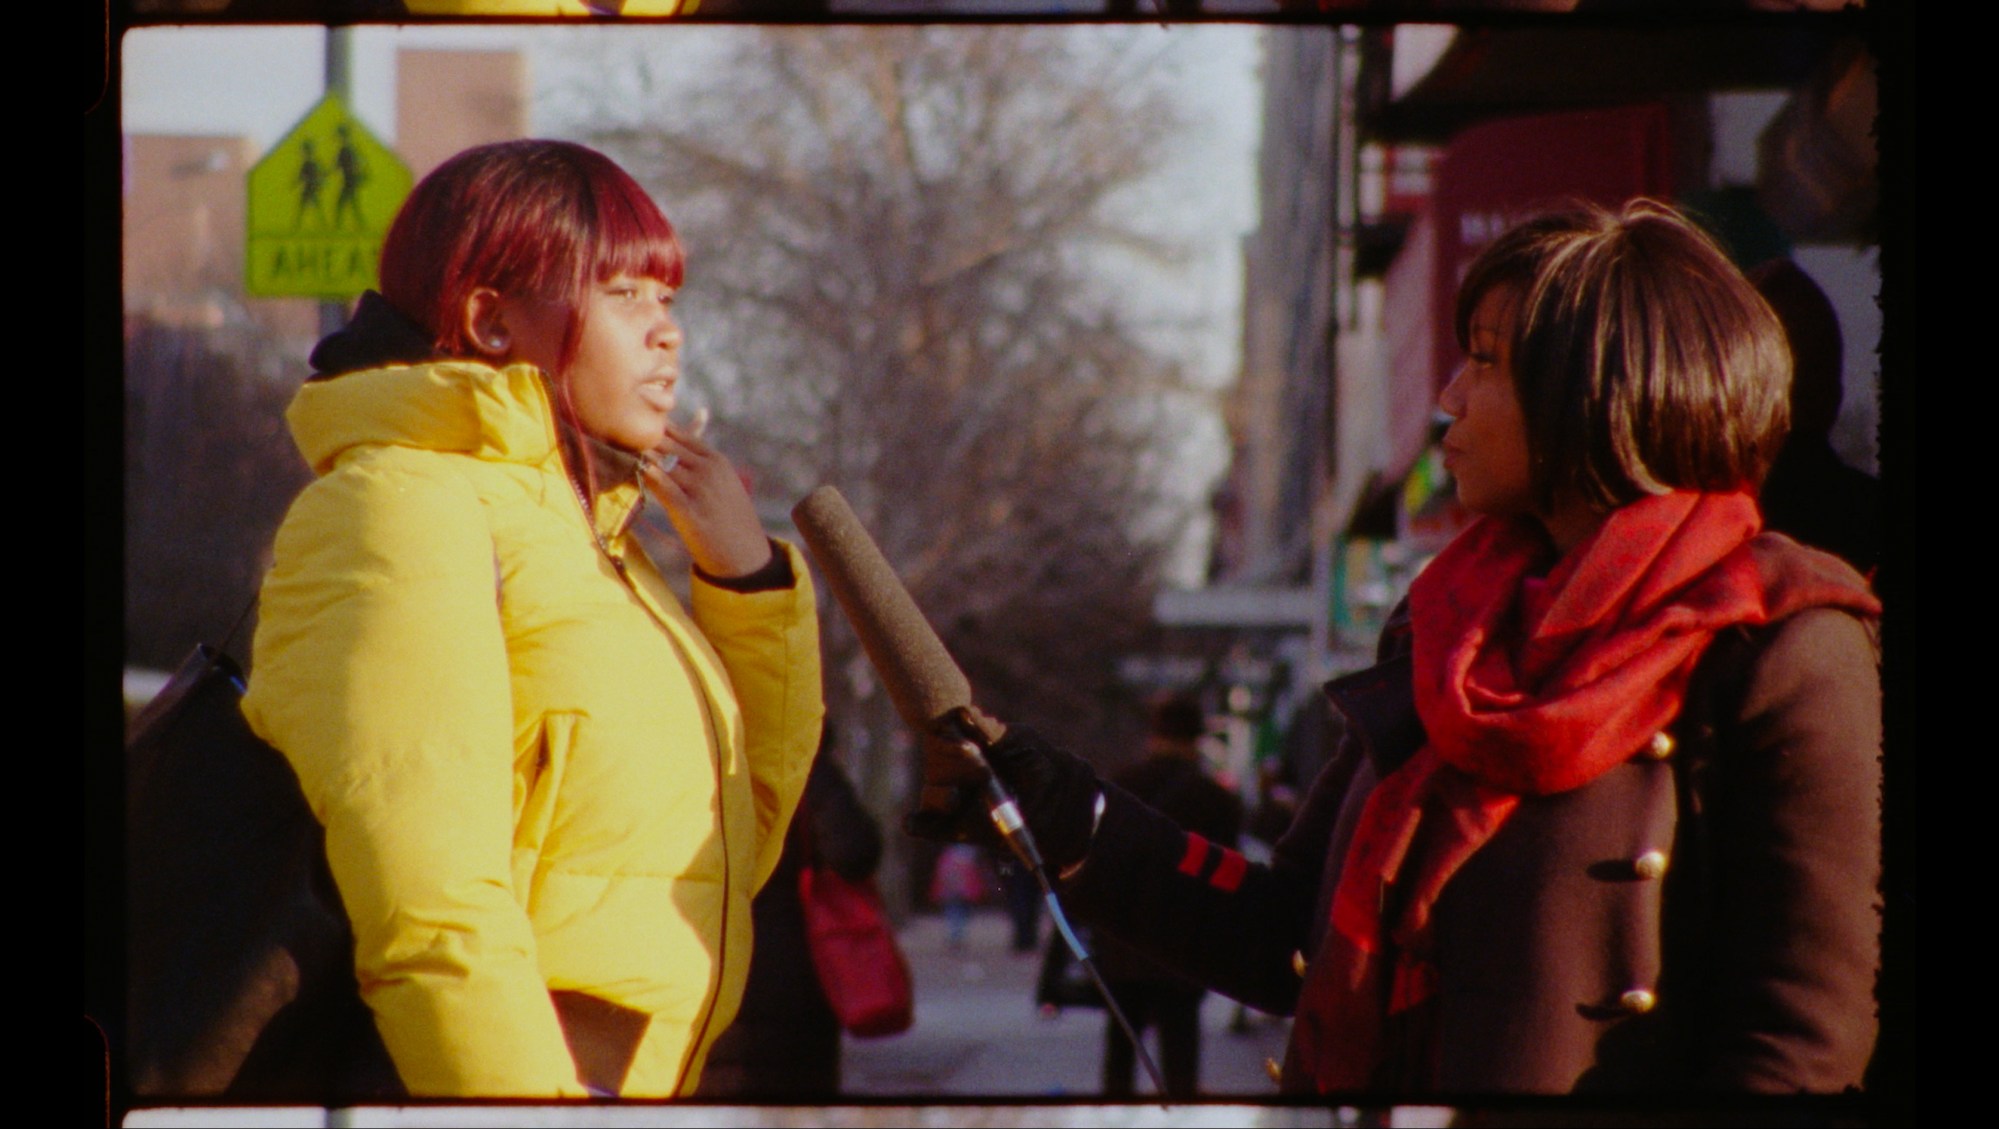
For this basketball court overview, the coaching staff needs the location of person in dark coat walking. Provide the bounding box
[912,200,1882,1095]
[1093,694,1243,1098]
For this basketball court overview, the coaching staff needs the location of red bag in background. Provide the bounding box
[799,866,915,1038]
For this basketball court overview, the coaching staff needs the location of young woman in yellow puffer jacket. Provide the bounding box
[242,140,824,1098]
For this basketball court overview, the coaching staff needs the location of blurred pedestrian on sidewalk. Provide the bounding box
[931,843,990,951]
[1091,693,1243,1098]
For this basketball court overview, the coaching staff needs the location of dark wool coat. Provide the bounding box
[1064,538,1880,1095]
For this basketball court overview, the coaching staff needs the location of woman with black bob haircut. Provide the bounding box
[917,200,1882,1093]
[244,140,824,1098]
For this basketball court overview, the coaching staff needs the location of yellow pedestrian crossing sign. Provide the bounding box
[246,94,412,299]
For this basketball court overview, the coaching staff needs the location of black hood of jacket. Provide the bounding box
[308,291,439,379]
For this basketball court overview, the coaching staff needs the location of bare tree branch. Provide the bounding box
[567,26,1198,908]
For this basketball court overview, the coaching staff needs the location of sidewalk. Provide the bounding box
[844,909,1295,1100]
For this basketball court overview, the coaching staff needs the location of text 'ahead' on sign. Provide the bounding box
[246,94,412,300]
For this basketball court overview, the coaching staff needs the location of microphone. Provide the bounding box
[789,486,1039,866]
[790,485,1173,1105]
[790,486,985,740]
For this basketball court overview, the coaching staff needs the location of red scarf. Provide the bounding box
[1286,491,1880,1092]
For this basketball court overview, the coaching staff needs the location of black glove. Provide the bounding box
[904,723,1103,875]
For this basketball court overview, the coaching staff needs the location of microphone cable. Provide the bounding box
[941,711,1173,1107]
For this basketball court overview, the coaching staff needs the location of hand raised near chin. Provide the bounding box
[639,413,773,580]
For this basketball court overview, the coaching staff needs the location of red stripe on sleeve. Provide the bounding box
[1177,833,1210,876]
[1210,848,1248,893]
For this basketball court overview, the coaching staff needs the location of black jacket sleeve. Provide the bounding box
[1046,604,1411,1019]
[1059,742,1365,1016]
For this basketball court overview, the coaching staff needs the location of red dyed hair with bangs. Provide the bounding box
[379,139,684,376]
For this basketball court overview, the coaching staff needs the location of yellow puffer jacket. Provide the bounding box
[242,361,823,1098]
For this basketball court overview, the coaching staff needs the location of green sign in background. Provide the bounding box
[246,94,412,299]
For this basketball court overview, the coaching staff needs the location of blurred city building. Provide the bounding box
[395,49,531,181]
[123,134,317,346]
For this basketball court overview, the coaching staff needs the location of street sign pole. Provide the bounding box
[320,27,354,340]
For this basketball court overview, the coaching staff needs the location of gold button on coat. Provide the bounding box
[1291,950,1309,978]
[1620,988,1658,1014]
[1265,1057,1284,1084]
[1633,849,1669,880]
[1645,732,1675,759]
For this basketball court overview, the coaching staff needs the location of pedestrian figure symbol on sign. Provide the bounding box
[333,124,369,231]
[295,140,329,231]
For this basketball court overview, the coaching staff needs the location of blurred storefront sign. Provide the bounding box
[1154,584,1321,631]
